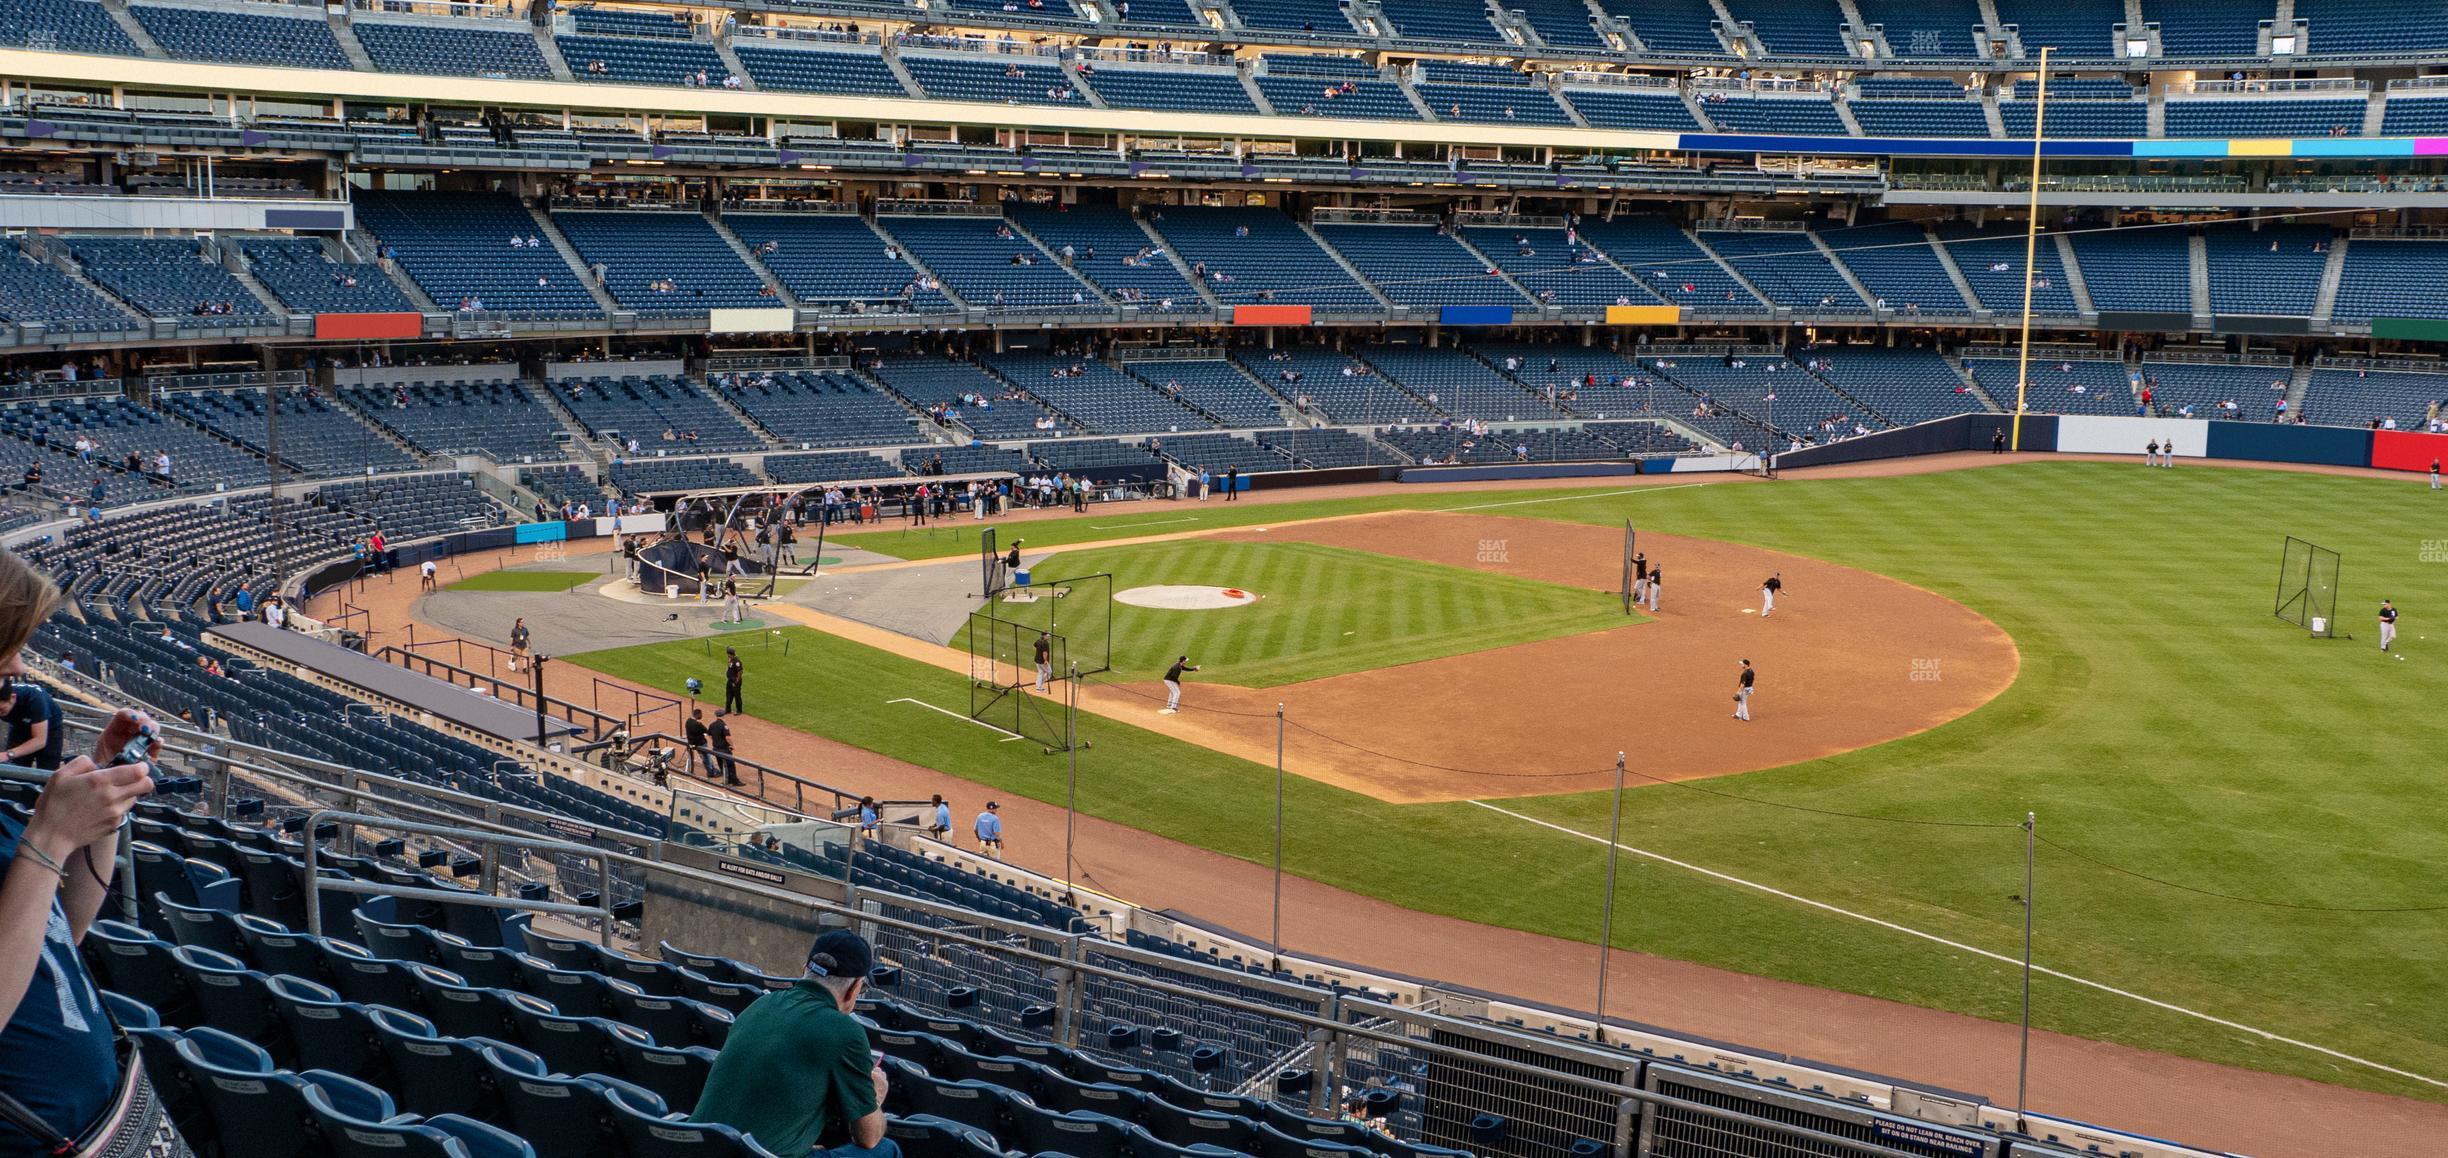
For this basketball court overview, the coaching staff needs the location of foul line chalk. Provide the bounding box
[886,697,1025,742]
[1468,799,2448,1091]
[1439,484,1704,513]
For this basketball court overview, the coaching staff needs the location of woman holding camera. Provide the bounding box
[0,549,176,1155]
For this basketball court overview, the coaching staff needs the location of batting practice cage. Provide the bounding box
[2274,536,2343,638]
[1619,521,1637,614]
[965,572,1115,752]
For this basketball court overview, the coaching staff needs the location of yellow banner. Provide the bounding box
[1604,305,1682,325]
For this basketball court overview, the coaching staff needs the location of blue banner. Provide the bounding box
[514,521,569,544]
[1438,305,1515,325]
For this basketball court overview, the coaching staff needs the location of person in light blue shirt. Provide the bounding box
[857,797,879,837]
[973,801,1003,858]
[928,794,951,842]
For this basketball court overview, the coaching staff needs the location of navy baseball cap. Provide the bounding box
[806,929,874,979]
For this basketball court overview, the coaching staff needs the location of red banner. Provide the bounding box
[2370,429,2448,473]
[314,312,424,341]
[1231,305,1313,326]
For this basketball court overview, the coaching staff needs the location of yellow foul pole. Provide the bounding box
[2010,46,2050,451]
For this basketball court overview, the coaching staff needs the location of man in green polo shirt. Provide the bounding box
[690,930,899,1158]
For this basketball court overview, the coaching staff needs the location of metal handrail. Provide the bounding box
[270,805,1928,1158]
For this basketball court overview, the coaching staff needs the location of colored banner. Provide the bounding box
[1438,305,1513,326]
[2370,429,2448,473]
[313,312,422,341]
[1231,304,1313,326]
[2205,421,2372,467]
[2370,317,2448,342]
[708,307,794,334]
[2056,416,2209,456]
[1604,305,1683,325]
[263,207,348,230]
[514,521,570,544]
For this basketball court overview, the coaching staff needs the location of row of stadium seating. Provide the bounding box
[4,339,2435,523]
[6,645,2206,1158]
[19,0,2433,70]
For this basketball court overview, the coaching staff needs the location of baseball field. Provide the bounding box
[570,460,2448,1104]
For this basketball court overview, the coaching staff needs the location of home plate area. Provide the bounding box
[1114,585,1262,610]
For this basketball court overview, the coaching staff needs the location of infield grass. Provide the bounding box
[575,461,2448,1102]
[962,539,1633,686]
[447,569,596,593]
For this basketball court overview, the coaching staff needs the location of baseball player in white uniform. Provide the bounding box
[1761,572,1782,618]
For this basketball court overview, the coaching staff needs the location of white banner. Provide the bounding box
[708,307,794,334]
[2057,415,2210,457]
[597,512,669,537]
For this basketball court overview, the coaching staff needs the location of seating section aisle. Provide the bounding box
[356,192,605,319]
[67,238,279,327]
[1699,228,1866,313]
[551,212,770,314]
[718,370,923,448]
[1359,344,1553,420]
[158,388,417,477]
[1559,88,1702,130]
[354,19,555,79]
[1934,221,2079,316]
[1964,356,2133,415]
[344,379,572,463]
[725,213,957,313]
[1234,348,1432,423]
[985,353,1215,434]
[1313,223,1529,307]
[2302,366,2448,428]
[1800,346,1986,424]
[731,42,911,96]
[1461,226,1651,307]
[880,215,1099,312]
[561,376,766,452]
[1009,205,1201,312]
[239,238,419,315]
[2331,238,2448,322]
[2138,360,2285,421]
[2202,225,2330,317]
[2066,228,2193,315]
[0,250,141,334]
[870,356,1072,439]
[1148,207,1377,309]
[131,3,351,67]
[1824,222,1968,313]
[5,0,142,56]
[1081,64,1260,113]
[1118,360,1284,429]
[1579,217,1768,313]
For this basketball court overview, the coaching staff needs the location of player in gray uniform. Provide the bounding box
[2379,600,2398,652]
[1734,659,1755,721]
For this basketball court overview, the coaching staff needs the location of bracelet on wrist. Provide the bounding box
[18,842,69,883]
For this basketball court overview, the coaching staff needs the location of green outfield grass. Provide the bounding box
[963,539,1632,686]
[574,461,2448,1101]
[447,569,596,593]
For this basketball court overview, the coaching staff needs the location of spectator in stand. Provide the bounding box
[0,548,177,1155]
[689,929,896,1158]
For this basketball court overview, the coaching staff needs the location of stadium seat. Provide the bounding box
[175,1026,395,1158]
[603,1084,783,1156]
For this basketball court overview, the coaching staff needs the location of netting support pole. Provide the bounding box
[1593,751,1625,1043]
[2016,811,2037,1132]
[1270,702,1286,973]
[1064,661,1079,904]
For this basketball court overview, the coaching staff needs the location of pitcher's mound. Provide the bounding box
[1116,585,1261,610]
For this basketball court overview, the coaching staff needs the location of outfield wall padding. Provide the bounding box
[2057,416,2210,457]
[2205,422,2372,467]
[1399,459,1698,483]
[2371,429,2448,472]
[1774,414,2058,469]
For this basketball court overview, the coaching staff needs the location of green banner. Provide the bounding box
[2370,317,2448,342]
